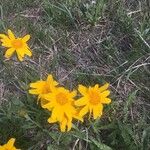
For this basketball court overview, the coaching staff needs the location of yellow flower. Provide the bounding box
[0,138,20,150]
[29,74,58,105]
[0,29,32,61]
[75,83,111,119]
[43,87,82,132]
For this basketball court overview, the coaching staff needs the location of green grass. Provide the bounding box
[0,0,150,149]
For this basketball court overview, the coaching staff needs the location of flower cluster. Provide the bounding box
[29,74,111,132]
[0,138,20,150]
[0,29,112,133]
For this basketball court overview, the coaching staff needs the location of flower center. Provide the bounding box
[56,93,68,105]
[89,91,100,105]
[42,83,51,94]
[12,39,23,49]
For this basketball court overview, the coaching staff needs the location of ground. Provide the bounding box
[0,0,150,150]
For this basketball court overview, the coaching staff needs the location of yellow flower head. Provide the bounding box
[43,87,82,132]
[0,29,32,61]
[0,138,20,150]
[75,83,111,119]
[29,74,58,104]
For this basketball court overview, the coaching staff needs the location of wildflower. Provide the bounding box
[75,83,111,119]
[0,138,20,150]
[0,29,32,61]
[29,74,58,105]
[43,87,82,132]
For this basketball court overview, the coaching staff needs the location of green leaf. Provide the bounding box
[123,90,138,122]
[90,138,112,150]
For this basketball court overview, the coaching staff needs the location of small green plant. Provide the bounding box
[80,0,106,25]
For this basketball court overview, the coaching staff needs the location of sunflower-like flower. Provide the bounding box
[0,138,20,150]
[0,29,32,61]
[75,83,111,119]
[43,87,83,132]
[29,74,58,105]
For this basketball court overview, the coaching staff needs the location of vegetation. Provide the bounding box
[0,0,149,149]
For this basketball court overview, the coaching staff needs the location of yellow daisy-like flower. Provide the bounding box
[0,138,20,150]
[43,87,82,132]
[29,74,58,105]
[0,29,32,61]
[75,83,111,119]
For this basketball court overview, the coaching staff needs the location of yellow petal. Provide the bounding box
[57,109,64,122]
[0,34,8,39]
[101,98,111,104]
[22,34,30,42]
[43,93,54,101]
[28,89,39,95]
[38,94,45,99]
[16,50,23,61]
[47,75,58,86]
[30,81,44,88]
[24,48,32,57]
[75,97,88,106]
[79,106,88,117]
[67,120,72,131]
[2,42,11,47]
[4,48,15,58]
[0,36,12,47]
[48,116,57,123]
[88,105,93,119]
[47,74,53,82]
[78,84,87,95]
[101,90,110,98]
[16,49,24,61]
[70,90,77,98]
[93,104,103,119]
[8,29,15,40]
[64,106,73,121]
[18,55,23,61]
[51,107,62,121]
[6,138,15,148]
[73,113,83,122]
[94,84,99,89]
[60,118,67,132]
[2,44,11,48]
[42,101,54,110]
[99,83,109,92]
